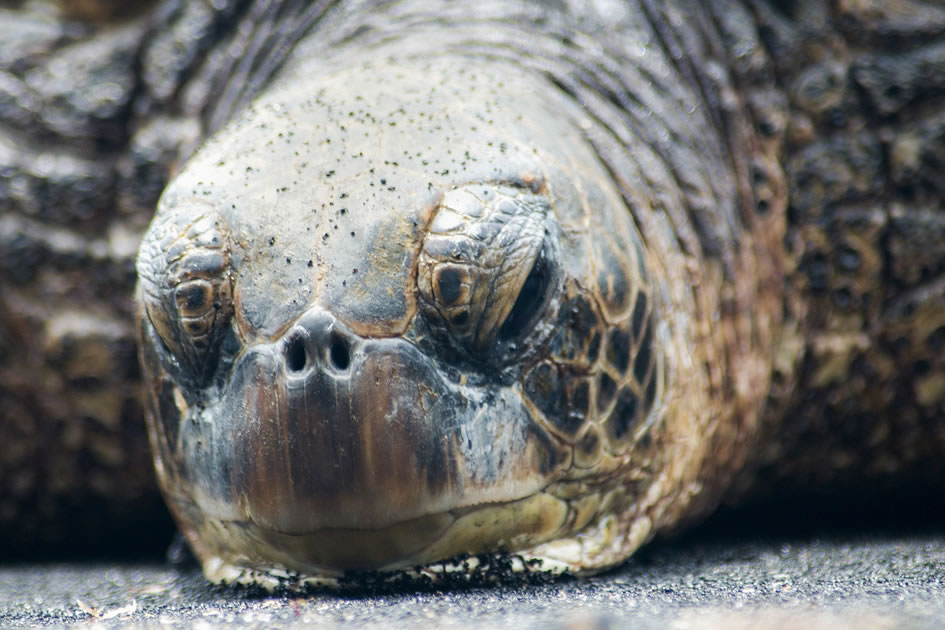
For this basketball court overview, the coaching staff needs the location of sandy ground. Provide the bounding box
[2,531,943,630]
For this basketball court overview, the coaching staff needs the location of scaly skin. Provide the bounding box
[1,1,944,572]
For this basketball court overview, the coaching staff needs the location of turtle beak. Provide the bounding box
[215,307,464,534]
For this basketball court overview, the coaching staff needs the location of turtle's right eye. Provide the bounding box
[137,209,234,386]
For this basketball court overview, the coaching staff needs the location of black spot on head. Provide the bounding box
[606,328,631,375]
[633,321,653,385]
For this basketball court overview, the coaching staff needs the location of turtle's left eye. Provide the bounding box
[417,183,557,359]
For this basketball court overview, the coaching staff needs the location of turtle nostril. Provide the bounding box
[329,333,350,371]
[286,336,308,373]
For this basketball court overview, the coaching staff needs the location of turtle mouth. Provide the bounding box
[193,489,571,577]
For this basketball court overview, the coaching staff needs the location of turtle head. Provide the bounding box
[136,55,663,583]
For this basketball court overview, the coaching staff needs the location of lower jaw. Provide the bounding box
[190,490,576,587]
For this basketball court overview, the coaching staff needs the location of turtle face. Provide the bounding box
[136,56,662,580]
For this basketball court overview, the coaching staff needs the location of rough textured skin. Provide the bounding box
[0,0,329,554]
[1,0,944,565]
[740,0,945,499]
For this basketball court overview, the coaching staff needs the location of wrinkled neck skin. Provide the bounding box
[138,6,787,586]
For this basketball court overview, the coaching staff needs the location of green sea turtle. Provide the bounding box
[2,1,945,581]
